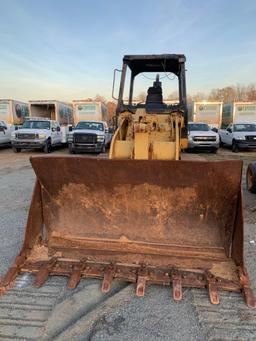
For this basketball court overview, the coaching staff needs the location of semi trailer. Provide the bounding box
[222,102,256,128]
[0,99,29,126]
[73,101,110,125]
[188,101,223,129]
[29,100,74,143]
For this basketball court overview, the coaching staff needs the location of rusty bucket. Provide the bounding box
[1,156,255,307]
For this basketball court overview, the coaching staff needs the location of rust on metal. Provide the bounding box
[0,156,255,308]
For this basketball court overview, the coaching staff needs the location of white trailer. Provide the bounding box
[188,101,223,129]
[222,102,256,128]
[73,101,109,125]
[29,100,74,143]
[0,99,29,126]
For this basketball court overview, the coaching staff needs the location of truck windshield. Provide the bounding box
[234,124,256,132]
[22,121,50,129]
[188,124,210,131]
[75,122,104,131]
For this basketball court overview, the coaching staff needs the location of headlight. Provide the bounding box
[11,132,16,138]
[235,136,245,140]
[68,134,73,141]
[97,135,104,141]
[38,133,46,139]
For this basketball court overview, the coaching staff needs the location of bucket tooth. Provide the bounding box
[238,267,256,308]
[243,287,256,309]
[0,254,26,288]
[171,271,182,301]
[67,264,83,290]
[33,258,57,287]
[206,272,220,305]
[101,267,115,293]
[136,266,148,297]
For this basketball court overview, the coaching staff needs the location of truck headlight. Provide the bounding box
[11,132,16,139]
[38,133,46,139]
[68,134,73,141]
[235,136,245,140]
[97,135,104,141]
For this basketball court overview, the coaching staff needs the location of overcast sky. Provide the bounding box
[0,0,256,101]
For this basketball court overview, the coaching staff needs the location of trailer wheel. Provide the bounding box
[12,147,21,153]
[246,163,256,194]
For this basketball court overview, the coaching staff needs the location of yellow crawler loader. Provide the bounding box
[0,54,255,308]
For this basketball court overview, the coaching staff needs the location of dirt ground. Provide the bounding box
[0,146,256,340]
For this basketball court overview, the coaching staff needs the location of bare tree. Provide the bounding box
[107,101,117,119]
[135,91,147,102]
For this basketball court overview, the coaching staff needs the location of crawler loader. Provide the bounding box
[1,54,255,308]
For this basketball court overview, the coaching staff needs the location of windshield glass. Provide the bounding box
[233,124,256,132]
[75,122,104,131]
[22,121,50,129]
[188,123,210,132]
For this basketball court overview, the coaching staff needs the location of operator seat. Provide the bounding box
[145,74,167,111]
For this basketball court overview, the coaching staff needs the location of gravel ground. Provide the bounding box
[0,146,256,340]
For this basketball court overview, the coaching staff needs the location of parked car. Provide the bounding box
[11,118,63,153]
[219,122,256,152]
[187,122,219,153]
[68,120,112,154]
[0,120,14,147]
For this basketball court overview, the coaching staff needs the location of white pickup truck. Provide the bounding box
[11,118,63,153]
[219,122,256,152]
[0,120,14,147]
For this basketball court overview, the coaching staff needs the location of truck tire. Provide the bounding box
[219,137,223,148]
[69,144,76,154]
[246,163,256,194]
[232,140,239,153]
[43,139,52,153]
[12,147,21,153]
[101,143,106,153]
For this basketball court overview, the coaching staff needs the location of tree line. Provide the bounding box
[169,84,256,103]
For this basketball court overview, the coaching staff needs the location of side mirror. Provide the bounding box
[212,128,218,133]
[15,126,18,131]
[105,128,109,133]
[57,126,61,132]
[69,126,73,132]
[227,128,232,133]
[51,127,55,132]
